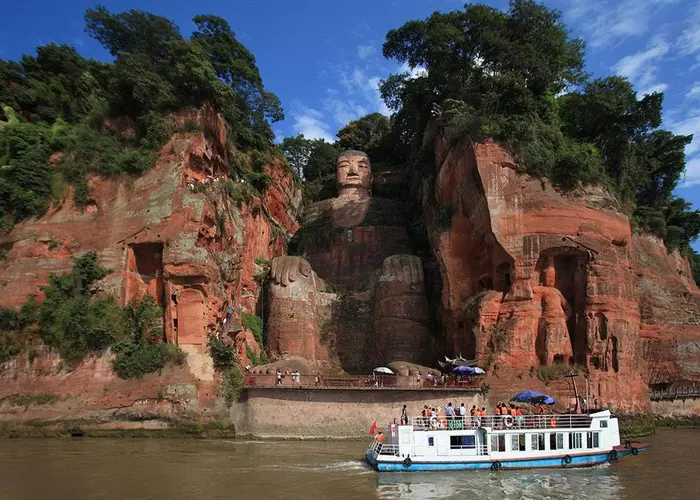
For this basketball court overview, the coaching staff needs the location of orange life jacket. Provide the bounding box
[377,434,384,442]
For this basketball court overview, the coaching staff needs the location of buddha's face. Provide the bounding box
[337,153,372,192]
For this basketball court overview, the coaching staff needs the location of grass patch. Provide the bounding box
[242,313,263,344]
[208,336,236,370]
[221,365,244,407]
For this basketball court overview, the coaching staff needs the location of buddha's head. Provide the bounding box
[337,150,372,196]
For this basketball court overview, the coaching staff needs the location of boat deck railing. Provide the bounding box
[408,413,593,431]
[369,441,400,456]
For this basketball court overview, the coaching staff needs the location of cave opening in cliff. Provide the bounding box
[536,247,589,365]
[126,242,165,306]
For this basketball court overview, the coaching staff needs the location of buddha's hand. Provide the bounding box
[271,256,313,286]
[382,254,424,286]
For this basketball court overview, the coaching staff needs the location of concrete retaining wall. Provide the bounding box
[230,388,486,438]
[652,398,700,417]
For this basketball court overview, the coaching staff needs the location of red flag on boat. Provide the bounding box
[369,420,378,435]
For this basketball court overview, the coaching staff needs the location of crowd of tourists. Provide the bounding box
[410,401,558,430]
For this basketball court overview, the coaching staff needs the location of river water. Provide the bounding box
[0,428,696,500]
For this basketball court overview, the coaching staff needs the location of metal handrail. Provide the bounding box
[650,387,700,401]
[408,414,593,431]
[369,441,400,456]
[243,373,481,390]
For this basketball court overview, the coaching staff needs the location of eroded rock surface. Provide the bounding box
[0,108,301,425]
[429,135,700,411]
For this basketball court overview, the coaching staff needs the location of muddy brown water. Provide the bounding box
[0,428,697,500]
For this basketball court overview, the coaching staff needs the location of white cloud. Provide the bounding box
[291,107,334,142]
[640,83,669,96]
[613,38,669,95]
[357,44,377,60]
[676,5,700,59]
[613,38,669,83]
[668,104,700,188]
[681,155,700,187]
[672,111,700,156]
[686,82,700,101]
[324,96,368,125]
[561,0,680,48]
[337,68,391,119]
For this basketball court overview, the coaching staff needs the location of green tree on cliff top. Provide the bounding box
[0,6,283,229]
[377,0,698,253]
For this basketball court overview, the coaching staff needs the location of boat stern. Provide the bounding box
[365,448,379,470]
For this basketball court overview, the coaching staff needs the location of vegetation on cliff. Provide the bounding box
[0,252,184,377]
[375,0,698,255]
[0,6,282,230]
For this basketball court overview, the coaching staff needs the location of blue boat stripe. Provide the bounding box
[373,452,619,471]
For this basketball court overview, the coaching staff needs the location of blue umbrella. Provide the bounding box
[452,366,485,375]
[511,390,556,404]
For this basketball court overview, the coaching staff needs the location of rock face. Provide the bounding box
[428,134,700,411]
[634,234,700,386]
[0,108,301,427]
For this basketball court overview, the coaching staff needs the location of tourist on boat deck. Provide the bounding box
[401,405,408,425]
[375,429,384,453]
[445,402,455,420]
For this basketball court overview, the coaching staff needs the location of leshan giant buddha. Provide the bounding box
[265,150,434,372]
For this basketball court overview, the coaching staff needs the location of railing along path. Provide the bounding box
[243,373,481,390]
[650,386,700,400]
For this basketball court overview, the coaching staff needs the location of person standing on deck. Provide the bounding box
[401,405,408,425]
[375,430,384,453]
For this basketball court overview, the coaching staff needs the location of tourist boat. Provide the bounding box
[365,410,648,471]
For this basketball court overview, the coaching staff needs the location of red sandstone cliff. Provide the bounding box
[0,108,300,430]
[429,133,700,412]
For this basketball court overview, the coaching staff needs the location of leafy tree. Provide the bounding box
[378,0,699,253]
[689,248,700,286]
[84,6,183,59]
[381,0,585,157]
[281,134,338,182]
[336,112,391,160]
[0,7,284,229]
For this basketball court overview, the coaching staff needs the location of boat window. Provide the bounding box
[530,433,546,451]
[428,437,434,447]
[511,434,526,452]
[587,432,599,448]
[450,435,475,449]
[550,432,564,450]
[600,420,608,428]
[490,434,506,452]
[569,432,583,449]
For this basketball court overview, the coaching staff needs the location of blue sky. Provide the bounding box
[2,1,700,236]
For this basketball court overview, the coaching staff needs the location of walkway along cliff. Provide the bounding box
[1,113,699,436]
